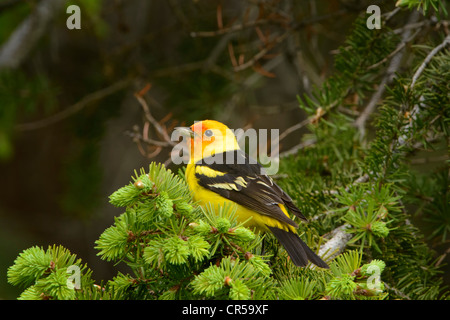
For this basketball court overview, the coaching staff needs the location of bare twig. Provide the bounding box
[278,138,317,158]
[435,246,450,267]
[383,282,412,300]
[397,34,450,146]
[130,85,186,164]
[233,9,348,73]
[278,118,310,142]
[124,130,172,148]
[134,93,175,147]
[15,79,132,131]
[410,34,450,89]
[392,20,433,35]
[191,6,348,74]
[383,7,401,21]
[367,29,421,71]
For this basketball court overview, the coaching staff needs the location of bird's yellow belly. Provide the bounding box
[186,164,294,233]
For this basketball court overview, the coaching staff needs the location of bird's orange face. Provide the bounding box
[187,120,239,163]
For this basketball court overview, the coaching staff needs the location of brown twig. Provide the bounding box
[192,5,348,74]
[410,34,450,90]
[278,138,317,158]
[131,84,187,164]
[15,78,132,131]
[134,92,175,147]
[278,118,310,142]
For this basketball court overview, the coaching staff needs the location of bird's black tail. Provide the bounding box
[267,226,329,268]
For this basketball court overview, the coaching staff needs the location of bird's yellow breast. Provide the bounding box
[186,163,295,233]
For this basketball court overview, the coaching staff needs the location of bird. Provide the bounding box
[177,120,329,268]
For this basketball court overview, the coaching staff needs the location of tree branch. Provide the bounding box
[318,224,352,261]
[15,79,132,131]
[0,0,65,70]
[410,34,450,90]
[134,93,176,147]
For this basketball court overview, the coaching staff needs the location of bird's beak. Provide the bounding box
[174,126,195,138]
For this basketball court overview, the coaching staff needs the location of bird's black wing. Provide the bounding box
[194,150,307,228]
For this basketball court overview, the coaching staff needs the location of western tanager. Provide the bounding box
[178,120,328,268]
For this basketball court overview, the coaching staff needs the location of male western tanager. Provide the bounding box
[178,120,328,268]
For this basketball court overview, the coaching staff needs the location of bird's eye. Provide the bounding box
[204,129,214,137]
